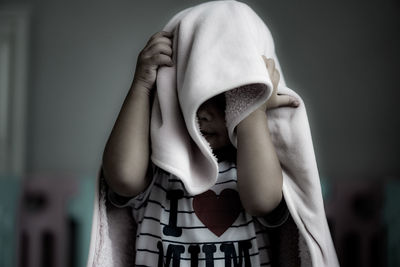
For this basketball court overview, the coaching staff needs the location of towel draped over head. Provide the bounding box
[149,1,340,266]
[151,0,277,194]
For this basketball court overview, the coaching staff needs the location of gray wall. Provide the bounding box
[2,0,399,179]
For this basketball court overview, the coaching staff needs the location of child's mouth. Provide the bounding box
[201,131,215,137]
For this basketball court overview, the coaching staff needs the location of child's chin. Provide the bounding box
[213,145,236,162]
[204,135,217,146]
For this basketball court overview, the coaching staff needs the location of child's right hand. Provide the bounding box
[262,55,299,110]
[133,31,174,94]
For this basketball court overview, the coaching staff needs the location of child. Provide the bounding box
[102,29,299,265]
[94,2,340,267]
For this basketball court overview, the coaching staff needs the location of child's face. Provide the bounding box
[197,93,231,151]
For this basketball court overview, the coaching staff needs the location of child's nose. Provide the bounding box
[197,106,213,122]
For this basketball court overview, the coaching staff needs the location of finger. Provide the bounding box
[261,55,274,78]
[261,56,279,92]
[261,55,276,69]
[146,36,173,49]
[266,58,275,72]
[150,53,173,67]
[262,55,273,76]
[272,69,280,86]
[266,60,276,85]
[275,95,300,108]
[145,42,173,57]
[262,55,268,65]
[147,31,173,45]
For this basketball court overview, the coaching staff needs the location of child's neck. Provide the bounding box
[214,145,236,163]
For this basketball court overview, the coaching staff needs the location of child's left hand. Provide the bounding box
[260,55,299,111]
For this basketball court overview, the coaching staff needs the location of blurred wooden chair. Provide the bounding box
[16,176,77,267]
[325,179,387,267]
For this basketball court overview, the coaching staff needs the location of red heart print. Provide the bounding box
[193,189,243,237]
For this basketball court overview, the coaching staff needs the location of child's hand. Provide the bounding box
[133,31,174,94]
[260,55,299,111]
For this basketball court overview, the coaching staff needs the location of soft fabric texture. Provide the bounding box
[224,83,267,146]
[86,1,339,266]
[150,0,274,195]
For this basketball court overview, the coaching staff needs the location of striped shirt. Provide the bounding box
[108,160,288,266]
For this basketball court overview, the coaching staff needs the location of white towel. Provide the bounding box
[150,1,339,266]
[151,0,274,194]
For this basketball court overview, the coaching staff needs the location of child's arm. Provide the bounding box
[102,31,173,197]
[236,56,299,216]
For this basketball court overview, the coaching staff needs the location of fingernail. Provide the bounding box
[293,100,300,106]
